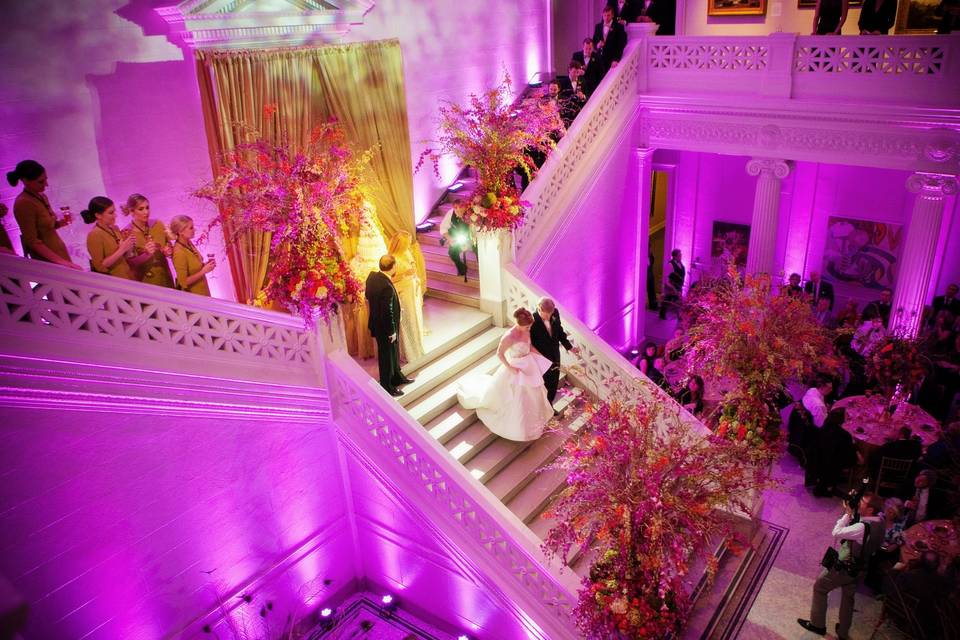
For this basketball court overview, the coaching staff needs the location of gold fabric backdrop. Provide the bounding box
[195,39,425,305]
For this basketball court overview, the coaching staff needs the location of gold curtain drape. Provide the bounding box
[194,39,425,305]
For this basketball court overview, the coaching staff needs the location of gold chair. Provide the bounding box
[874,456,914,497]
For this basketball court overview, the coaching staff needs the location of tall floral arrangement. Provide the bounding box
[867,335,930,397]
[194,118,369,325]
[541,388,771,639]
[417,75,563,232]
[682,268,836,453]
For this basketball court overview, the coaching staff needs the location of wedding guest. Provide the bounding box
[836,300,860,329]
[457,308,554,442]
[798,493,885,639]
[82,197,136,280]
[805,271,835,310]
[863,288,893,325]
[814,297,837,328]
[851,316,887,357]
[665,327,686,362]
[122,194,174,288]
[807,408,856,497]
[557,60,587,125]
[677,375,704,415]
[530,296,578,411]
[346,203,387,359]
[865,497,908,591]
[636,341,666,387]
[784,272,803,298]
[922,421,960,470]
[869,427,922,478]
[169,215,214,296]
[802,377,833,428]
[387,231,425,364]
[812,0,849,34]
[659,249,685,320]
[858,0,897,34]
[7,160,79,269]
[904,470,945,524]
[439,210,474,279]
[0,203,15,254]
[572,38,603,98]
[593,5,627,70]
[613,0,639,23]
[366,254,411,397]
[636,0,677,34]
[929,284,960,326]
[883,551,952,639]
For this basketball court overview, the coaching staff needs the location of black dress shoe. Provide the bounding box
[395,377,415,385]
[796,619,826,635]
[386,388,404,397]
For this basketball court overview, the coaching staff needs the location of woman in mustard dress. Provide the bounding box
[6,160,80,269]
[82,196,136,280]
[122,194,174,288]
[388,230,425,363]
[169,215,215,296]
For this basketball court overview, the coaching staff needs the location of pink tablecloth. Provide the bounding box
[900,519,960,571]
[834,395,941,448]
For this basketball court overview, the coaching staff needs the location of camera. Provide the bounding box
[846,477,870,521]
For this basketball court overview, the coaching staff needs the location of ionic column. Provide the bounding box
[890,173,958,336]
[633,147,656,346]
[745,158,793,277]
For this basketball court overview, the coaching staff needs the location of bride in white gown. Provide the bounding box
[457,308,554,441]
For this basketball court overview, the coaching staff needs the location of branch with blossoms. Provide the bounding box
[541,386,773,640]
[416,74,564,231]
[194,118,370,325]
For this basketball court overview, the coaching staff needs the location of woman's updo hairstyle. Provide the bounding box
[6,160,45,187]
[168,215,194,238]
[122,193,148,216]
[80,196,114,224]
[513,307,534,327]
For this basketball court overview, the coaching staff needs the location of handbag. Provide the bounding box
[821,546,839,569]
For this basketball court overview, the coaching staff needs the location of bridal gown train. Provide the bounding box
[457,338,554,442]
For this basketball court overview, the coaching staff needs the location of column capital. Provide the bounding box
[633,147,656,162]
[906,172,959,196]
[746,157,793,179]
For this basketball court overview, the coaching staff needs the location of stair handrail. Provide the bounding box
[324,350,581,640]
[0,253,326,386]
[502,263,711,439]
[514,25,648,264]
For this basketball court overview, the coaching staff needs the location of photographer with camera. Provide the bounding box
[797,484,885,639]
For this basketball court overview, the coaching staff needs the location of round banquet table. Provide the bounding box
[899,519,960,572]
[833,395,941,449]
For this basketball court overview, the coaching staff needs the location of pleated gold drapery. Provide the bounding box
[194,39,425,305]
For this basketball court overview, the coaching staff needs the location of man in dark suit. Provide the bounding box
[572,38,604,97]
[613,0,640,23]
[869,426,922,477]
[530,296,578,411]
[863,288,893,325]
[804,270,835,310]
[557,60,587,126]
[593,5,627,70]
[659,248,685,320]
[929,283,960,325]
[637,0,677,34]
[365,255,412,397]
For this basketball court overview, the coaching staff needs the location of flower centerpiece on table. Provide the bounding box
[541,387,772,640]
[194,118,369,325]
[682,267,837,457]
[866,335,930,399]
[417,75,564,232]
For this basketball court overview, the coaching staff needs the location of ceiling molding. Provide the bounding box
[157,0,375,49]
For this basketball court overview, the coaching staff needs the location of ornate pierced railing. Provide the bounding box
[0,254,323,386]
[324,351,580,640]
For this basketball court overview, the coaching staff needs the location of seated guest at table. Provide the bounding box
[123,194,174,288]
[82,197,136,280]
[863,288,893,325]
[807,408,856,497]
[883,551,952,639]
[928,284,960,326]
[170,215,215,296]
[803,377,833,428]
[852,316,887,357]
[676,375,704,416]
[636,341,666,387]
[7,159,80,269]
[814,297,837,328]
[865,497,908,591]
[835,300,860,329]
[905,470,945,524]
[870,426,923,478]
[922,421,960,470]
[784,272,803,298]
[805,271,834,309]
[665,327,686,362]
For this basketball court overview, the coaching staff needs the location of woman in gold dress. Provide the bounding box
[346,203,387,359]
[122,194,174,288]
[170,215,215,296]
[388,230,425,363]
[82,196,136,280]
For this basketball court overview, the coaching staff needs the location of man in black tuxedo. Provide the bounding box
[530,297,578,410]
[637,0,677,34]
[804,270,835,310]
[557,60,587,126]
[929,283,960,325]
[593,5,627,70]
[365,255,412,397]
[863,288,893,325]
[613,0,640,23]
[571,38,604,97]
[869,426,922,477]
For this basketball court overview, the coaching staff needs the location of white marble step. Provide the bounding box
[425,266,480,289]
[420,240,478,266]
[445,420,498,465]
[409,354,500,427]
[400,310,491,376]
[425,279,481,308]
[398,327,503,408]
[424,252,480,281]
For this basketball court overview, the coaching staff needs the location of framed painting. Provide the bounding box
[823,216,903,293]
[708,0,768,16]
[895,0,941,33]
[710,221,750,275]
